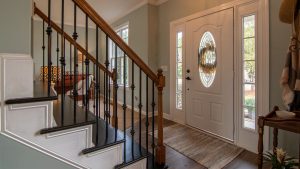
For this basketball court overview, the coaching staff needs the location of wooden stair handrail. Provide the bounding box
[72,0,158,82]
[34,5,112,77]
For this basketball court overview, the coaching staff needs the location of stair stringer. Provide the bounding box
[2,101,123,169]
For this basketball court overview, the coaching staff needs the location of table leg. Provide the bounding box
[273,128,278,154]
[258,117,264,169]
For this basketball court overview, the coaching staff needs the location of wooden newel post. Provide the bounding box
[111,68,118,127]
[155,69,166,166]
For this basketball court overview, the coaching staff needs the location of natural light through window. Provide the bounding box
[109,24,129,86]
[242,15,256,130]
[176,32,183,110]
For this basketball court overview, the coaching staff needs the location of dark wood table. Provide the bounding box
[257,106,300,169]
[55,74,85,94]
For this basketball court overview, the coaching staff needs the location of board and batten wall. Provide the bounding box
[112,0,299,156]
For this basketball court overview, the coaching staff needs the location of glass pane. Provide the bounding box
[198,31,217,88]
[243,106,255,130]
[177,32,183,48]
[177,48,182,62]
[243,84,255,107]
[176,32,183,110]
[243,15,255,38]
[243,83,256,130]
[177,62,182,78]
[244,61,255,83]
[243,38,255,61]
[176,93,182,109]
[177,78,182,92]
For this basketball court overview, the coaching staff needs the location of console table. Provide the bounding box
[257,106,300,169]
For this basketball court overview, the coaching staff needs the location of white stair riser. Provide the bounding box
[3,101,123,169]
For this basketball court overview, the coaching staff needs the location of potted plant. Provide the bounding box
[264,148,299,169]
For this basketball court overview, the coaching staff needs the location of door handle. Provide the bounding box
[186,77,192,80]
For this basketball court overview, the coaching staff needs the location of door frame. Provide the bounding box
[169,0,269,152]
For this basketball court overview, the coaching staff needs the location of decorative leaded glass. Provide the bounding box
[198,32,217,88]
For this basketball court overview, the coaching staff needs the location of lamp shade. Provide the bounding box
[39,66,61,82]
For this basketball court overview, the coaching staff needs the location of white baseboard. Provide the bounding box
[163,113,172,120]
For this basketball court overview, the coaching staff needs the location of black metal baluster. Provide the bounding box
[60,0,65,126]
[70,43,72,82]
[131,61,135,159]
[93,63,96,115]
[105,36,110,127]
[105,35,110,139]
[82,54,84,107]
[85,15,90,121]
[72,3,78,123]
[42,20,45,82]
[56,32,59,86]
[146,75,149,168]
[151,81,156,167]
[114,42,119,141]
[46,0,52,96]
[108,77,111,124]
[138,68,142,153]
[95,27,100,146]
[123,51,127,163]
[104,71,106,121]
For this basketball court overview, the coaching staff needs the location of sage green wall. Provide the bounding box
[269,0,299,157]
[0,134,76,169]
[111,4,155,111]
[0,0,31,54]
[112,5,149,65]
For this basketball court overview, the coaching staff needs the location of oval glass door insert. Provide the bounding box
[198,31,217,88]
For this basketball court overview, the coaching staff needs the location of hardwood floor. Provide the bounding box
[159,119,261,169]
[88,99,262,169]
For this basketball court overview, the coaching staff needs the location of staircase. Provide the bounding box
[0,0,166,169]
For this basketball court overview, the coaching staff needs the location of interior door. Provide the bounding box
[186,8,234,140]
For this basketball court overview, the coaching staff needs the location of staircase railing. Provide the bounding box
[34,0,166,168]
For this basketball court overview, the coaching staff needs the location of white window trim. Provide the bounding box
[109,22,130,88]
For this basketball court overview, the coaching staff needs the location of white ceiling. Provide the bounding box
[34,0,167,26]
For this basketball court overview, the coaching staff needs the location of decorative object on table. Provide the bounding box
[275,110,296,118]
[39,66,61,82]
[263,147,299,169]
[280,0,300,111]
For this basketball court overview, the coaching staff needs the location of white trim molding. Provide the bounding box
[169,0,269,153]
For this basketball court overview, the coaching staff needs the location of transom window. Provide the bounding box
[242,15,256,130]
[109,24,129,86]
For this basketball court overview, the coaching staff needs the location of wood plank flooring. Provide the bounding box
[155,119,261,169]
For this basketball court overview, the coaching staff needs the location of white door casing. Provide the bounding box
[169,0,269,152]
[185,8,234,141]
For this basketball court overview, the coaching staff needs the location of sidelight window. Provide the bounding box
[176,32,183,110]
[242,15,256,130]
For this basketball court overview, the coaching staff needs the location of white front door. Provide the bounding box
[185,8,234,140]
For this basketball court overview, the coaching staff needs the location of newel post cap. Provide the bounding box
[157,68,165,89]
